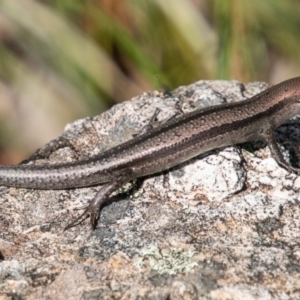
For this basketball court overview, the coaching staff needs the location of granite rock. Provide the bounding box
[1,79,300,299]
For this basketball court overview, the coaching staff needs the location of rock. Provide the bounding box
[1,79,299,299]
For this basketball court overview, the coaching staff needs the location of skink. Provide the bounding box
[1,77,300,229]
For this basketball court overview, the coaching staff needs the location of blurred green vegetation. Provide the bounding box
[0,0,300,162]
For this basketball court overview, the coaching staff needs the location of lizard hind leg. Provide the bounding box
[64,172,135,230]
[21,136,77,164]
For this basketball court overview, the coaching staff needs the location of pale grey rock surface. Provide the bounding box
[1,79,300,299]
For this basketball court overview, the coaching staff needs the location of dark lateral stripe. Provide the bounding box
[191,96,298,141]
[141,94,297,143]
[148,96,299,159]
[86,94,300,162]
